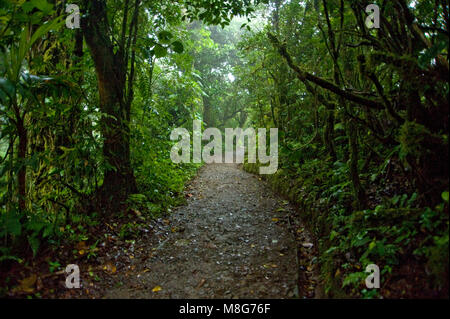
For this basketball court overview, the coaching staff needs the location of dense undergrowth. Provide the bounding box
[0,156,200,298]
[0,0,212,295]
[245,155,449,299]
[238,0,449,299]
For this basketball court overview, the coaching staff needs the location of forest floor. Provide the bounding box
[5,163,319,299]
[97,163,319,299]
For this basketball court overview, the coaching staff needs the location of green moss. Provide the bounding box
[398,121,432,161]
[244,159,449,298]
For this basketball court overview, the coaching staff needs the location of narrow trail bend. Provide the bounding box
[101,164,318,299]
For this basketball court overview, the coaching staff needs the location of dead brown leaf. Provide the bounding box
[196,279,206,289]
[75,241,88,251]
[13,274,37,294]
[103,262,117,274]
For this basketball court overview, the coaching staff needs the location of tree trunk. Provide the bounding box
[82,0,137,211]
[203,97,213,128]
[324,104,337,162]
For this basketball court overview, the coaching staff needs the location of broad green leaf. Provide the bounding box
[32,0,54,14]
[28,236,40,256]
[158,31,173,44]
[154,44,168,58]
[171,41,184,54]
[0,78,15,99]
[22,1,37,14]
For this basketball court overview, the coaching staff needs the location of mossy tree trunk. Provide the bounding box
[82,0,139,211]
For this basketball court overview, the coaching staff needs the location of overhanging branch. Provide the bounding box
[267,33,385,110]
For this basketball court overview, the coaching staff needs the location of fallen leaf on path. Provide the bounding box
[171,226,185,233]
[196,279,206,289]
[14,274,37,294]
[152,286,162,292]
[103,262,117,274]
[75,241,88,250]
[271,218,279,222]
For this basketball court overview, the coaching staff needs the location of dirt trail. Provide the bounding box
[101,163,317,299]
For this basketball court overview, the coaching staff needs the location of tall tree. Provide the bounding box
[81,0,140,210]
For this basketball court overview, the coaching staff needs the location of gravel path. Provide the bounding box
[101,163,317,299]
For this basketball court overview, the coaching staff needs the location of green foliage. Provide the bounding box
[0,0,448,300]
[0,0,260,273]
[246,155,449,298]
[240,0,448,298]
[418,34,449,69]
